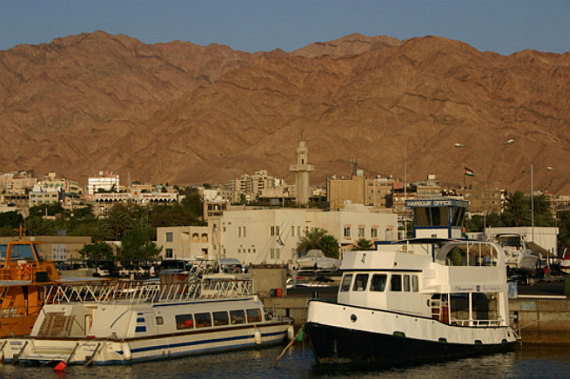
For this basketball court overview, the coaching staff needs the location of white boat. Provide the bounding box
[491,233,540,274]
[296,249,340,270]
[0,277,293,366]
[305,199,518,367]
[305,239,518,366]
[560,245,570,275]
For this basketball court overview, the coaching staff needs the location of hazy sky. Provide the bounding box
[1,0,569,55]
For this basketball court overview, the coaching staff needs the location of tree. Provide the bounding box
[297,228,327,252]
[353,238,374,251]
[25,216,55,236]
[118,223,162,261]
[0,211,24,231]
[319,235,340,259]
[80,242,115,261]
[297,228,340,259]
[502,191,531,227]
[104,204,132,240]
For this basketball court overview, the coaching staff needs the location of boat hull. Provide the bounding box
[1,322,291,365]
[306,322,515,367]
[305,300,517,367]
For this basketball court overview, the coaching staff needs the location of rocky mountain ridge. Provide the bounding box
[0,31,569,195]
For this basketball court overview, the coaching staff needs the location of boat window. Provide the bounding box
[230,310,246,325]
[340,274,353,292]
[411,275,419,292]
[175,314,194,330]
[390,275,402,291]
[370,274,387,291]
[403,275,410,292]
[195,313,212,328]
[352,274,369,291]
[247,308,262,323]
[213,311,229,326]
[156,316,164,325]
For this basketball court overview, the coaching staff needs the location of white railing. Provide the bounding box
[449,318,503,327]
[47,278,254,305]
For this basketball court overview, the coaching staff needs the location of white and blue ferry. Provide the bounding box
[0,276,293,366]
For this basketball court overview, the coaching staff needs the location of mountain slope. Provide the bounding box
[0,32,568,195]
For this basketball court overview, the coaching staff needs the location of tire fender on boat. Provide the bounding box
[253,328,262,345]
[287,325,294,341]
[122,342,132,361]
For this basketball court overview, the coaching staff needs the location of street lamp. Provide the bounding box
[454,139,515,235]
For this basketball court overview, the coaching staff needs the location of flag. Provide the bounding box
[276,236,285,246]
[464,167,474,177]
[462,226,468,239]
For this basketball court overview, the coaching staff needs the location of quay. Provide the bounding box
[260,280,570,345]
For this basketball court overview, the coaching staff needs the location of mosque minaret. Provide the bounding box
[289,139,315,206]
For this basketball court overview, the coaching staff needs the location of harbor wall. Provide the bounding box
[510,296,570,345]
[262,294,570,345]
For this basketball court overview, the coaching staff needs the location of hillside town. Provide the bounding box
[0,139,568,269]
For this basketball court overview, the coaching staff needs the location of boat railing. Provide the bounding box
[449,318,503,327]
[46,278,255,305]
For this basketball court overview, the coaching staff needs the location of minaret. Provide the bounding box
[289,139,315,205]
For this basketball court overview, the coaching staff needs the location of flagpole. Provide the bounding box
[454,139,515,238]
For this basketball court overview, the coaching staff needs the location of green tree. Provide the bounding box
[80,242,115,261]
[118,223,162,261]
[319,234,340,259]
[0,211,24,230]
[297,228,340,259]
[104,204,132,240]
[353,238,374,251]
[25,216,55,236]
[297,228,327,252]
[502,191,531,227]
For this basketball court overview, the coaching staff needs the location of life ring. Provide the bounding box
[21,264,31,280]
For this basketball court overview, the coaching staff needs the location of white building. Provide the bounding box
[215,206,397,265]
[88,171,120,195]
[156,226,210,260]
[156,205,398,265]
[486,226,559,257]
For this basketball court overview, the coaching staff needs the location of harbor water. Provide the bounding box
[0,344,568,378]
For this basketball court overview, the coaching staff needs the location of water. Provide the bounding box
[1,344,568,379]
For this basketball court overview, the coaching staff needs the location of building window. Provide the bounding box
[166,232,173,242]
[343,227,351,238]
[166,248,173,258]
[371,228,378,238]
[291,226,295,237]
[358,227,365,238]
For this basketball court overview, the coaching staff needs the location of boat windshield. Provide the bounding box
[0,244,41,261]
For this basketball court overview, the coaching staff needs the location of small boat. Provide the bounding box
[0,276,293,366]
[305,199,518,367]
[560,245,570,275]
[491,233,540,275]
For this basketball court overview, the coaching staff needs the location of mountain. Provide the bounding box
[0,32,569,195]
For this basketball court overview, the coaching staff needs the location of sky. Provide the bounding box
[1,0,569,55]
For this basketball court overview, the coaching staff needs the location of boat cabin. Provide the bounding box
[337,240,509,328]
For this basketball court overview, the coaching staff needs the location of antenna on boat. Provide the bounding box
[14,225,26,239]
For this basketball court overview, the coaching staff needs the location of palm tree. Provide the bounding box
[297,228,327,253]
[353,238,374,251]
[502,191,531,227]
[297,228,340,259]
